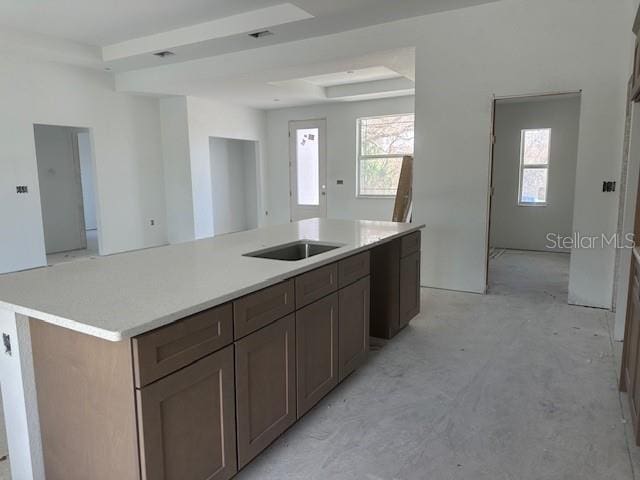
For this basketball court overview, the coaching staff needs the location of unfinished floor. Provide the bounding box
[237,250,637,480]
[0,250,636,479]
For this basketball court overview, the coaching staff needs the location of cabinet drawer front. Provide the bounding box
[400,231,421,258]
[133,303,233,387]
[235,314,296,468]
[296,293,339,417]
[234,280,295,339]
[338,251,370,288]
[137,345,237,480]
[295,263,338,308]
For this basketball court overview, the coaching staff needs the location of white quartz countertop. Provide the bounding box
[0,219,423,341]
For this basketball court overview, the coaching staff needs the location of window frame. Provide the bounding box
[517,128,551,207]
[356,113,415,199]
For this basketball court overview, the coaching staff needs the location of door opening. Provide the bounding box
[209,137,259,235]
[33,124,99,264]
[289,119,327,221]
[485,92,581,299]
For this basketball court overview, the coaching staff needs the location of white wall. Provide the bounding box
[209,137,258,235]
[490,96,581,252]
[0,55,167,273]
[159,96,267,241]
[244,0,631,308]
[266,96,415,224]
[243,141,259,230]
[187,97,268,238]
[77,131,97,231]
[159,97,194,244]
[411,0,631,307]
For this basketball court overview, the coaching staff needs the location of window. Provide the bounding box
[518,128,551,205]
[357,114,415,197]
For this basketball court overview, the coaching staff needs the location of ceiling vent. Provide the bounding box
[249,30,274,39]
[153,51,175,58]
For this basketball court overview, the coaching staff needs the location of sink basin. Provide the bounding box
[243,240,344,261]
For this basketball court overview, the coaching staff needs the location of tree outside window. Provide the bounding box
[357,114,415,197]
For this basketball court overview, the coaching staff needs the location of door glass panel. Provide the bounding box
[296,128,319,206]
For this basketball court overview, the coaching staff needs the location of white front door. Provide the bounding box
[289,119,327,221]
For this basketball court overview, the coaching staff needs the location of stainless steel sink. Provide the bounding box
[243,240,343,261]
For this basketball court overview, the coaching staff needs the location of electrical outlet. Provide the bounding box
[3,333,11,356]
[337,179,344,185]
[150,219,155,226]
[16,186,28,194]
[602,181,616,193]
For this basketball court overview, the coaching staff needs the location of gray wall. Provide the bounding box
[34,125,87,254]
[209,137,258,235]
[490,96,581,252]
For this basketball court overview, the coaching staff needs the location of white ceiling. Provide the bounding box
[0,0,497,47]
[117,46,416,109]
[0,0,499,108]
[1,0,499,71]
[301,67,402,87]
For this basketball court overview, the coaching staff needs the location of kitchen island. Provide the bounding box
[0,218,423,480]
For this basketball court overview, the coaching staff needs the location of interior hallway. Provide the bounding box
[237,250,637,479]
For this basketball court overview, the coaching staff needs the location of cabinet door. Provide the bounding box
[296,293,339,418]
[235,314,296,468]
[338,276,370,381]
[370,239,400,338]
[400,251,421,328]
[628,269,640,429]
[136,345,237,480]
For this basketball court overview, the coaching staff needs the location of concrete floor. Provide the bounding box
[0,249,637,479]
[237,250,638,480]
[46,229,98,266]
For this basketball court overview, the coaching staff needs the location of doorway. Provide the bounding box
[289,119,327,221]
[209,137,259,235]
[33,124,99,265]
[486,93,581,299]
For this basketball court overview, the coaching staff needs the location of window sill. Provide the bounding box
[517,203,547,207]
[356,195,396,200]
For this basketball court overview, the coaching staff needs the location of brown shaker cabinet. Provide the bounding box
[622,257,640,444]
[136,345,237,480]
[28,229,421,480]
[235,314,296,468]
[400,251,421,328]
[370,239,401,338]
[295,293,339,417]
[370,232,421,339]
[338,276,370,381]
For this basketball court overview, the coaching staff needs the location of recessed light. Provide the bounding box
[153,51,175,58]
[249,30,274,39]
